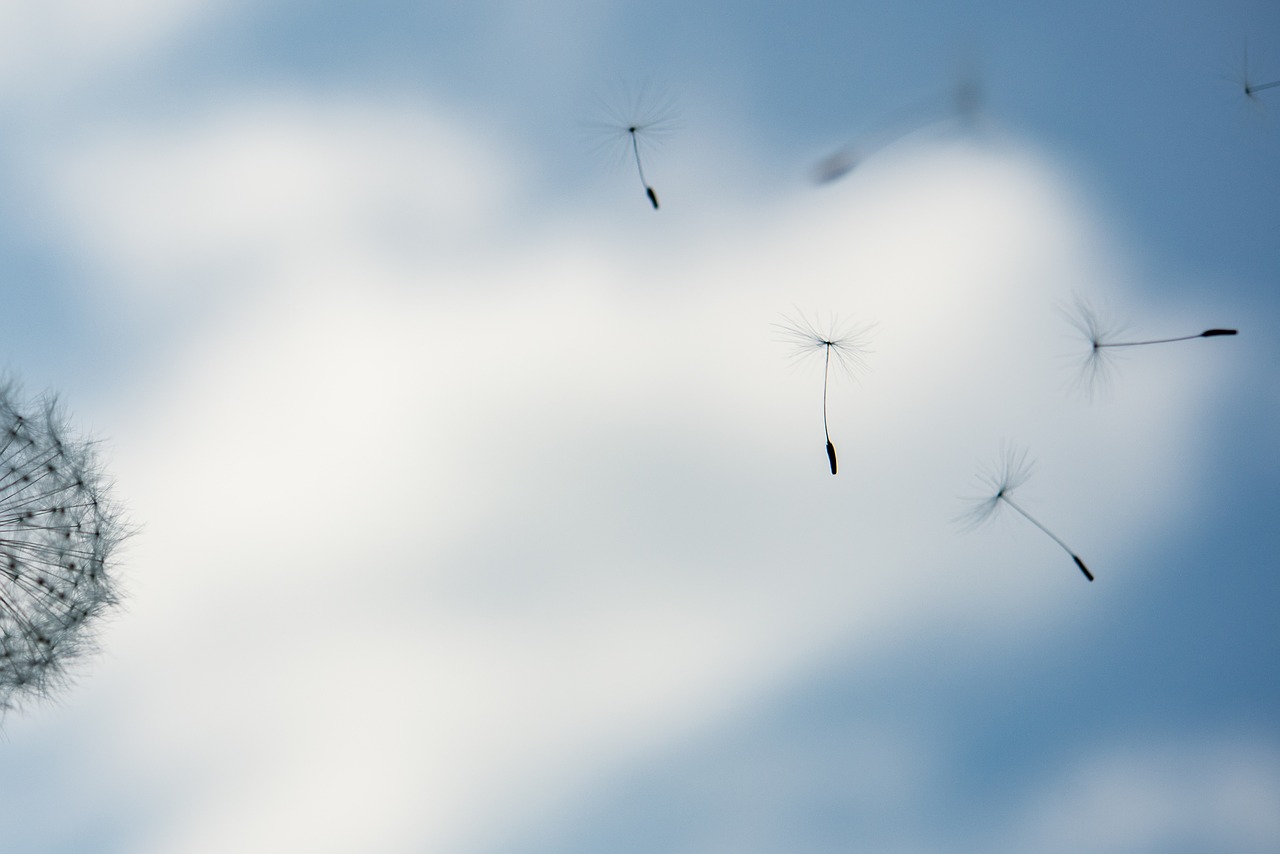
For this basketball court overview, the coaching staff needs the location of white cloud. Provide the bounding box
[11,95,1245,852]
[997,737,1280,853]
[44,94,516,305]
[0,0,229,100]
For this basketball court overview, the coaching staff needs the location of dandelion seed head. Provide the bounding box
[584,81,679,172]
[958,442,1034,531]
[774,309,875,380]
[1239,42,1270,101]
[1063,296,1127,399]
[1219,40,1280,135]
[0,382,125,715]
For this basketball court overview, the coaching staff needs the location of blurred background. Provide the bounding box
[0,1,1277,852]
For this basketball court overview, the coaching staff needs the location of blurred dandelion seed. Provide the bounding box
[813,71,982,185]
[1066,298,1237,396]
[586,82,677,210]
[0,383,125,714]
[1222,42,1278,132]
[775,311,873,475]
[961,444,1093,582]
[1244,78,1280,96]
[1240,43,1280,99]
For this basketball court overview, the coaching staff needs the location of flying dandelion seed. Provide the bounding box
[1244,77,1280,96]
[813,71,981,185]
[775,311,873,475]
[0,382,125,714]
[1240,43,1280,99]
[960,444,1093,582]
[1223,42,1279,132]
[1066,297,1237,396]
[586,82,678,210]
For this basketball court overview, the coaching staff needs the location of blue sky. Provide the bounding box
[0,1,1277,852]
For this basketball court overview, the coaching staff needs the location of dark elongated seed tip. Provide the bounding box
[646,186,659,209]
[1201,329,1238,337]
[1073,554,1094,582]
[826,441,838,475]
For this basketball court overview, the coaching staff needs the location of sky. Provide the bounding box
[0,1,1277,852]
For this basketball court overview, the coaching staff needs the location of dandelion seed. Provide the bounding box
[960,444,1093,582]
[775,311,874,475]
[1066,297,1237,396]
[1240,43,1280,99]
[1244,78,1280,96]
[0,382,125,715]
[586,82,677,210]
[813,71,982,185]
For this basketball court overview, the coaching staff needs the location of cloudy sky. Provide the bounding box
[1,1,1277,852]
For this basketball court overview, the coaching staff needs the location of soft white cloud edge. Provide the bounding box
[0,0,233,102]
[991,735,1280,853]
